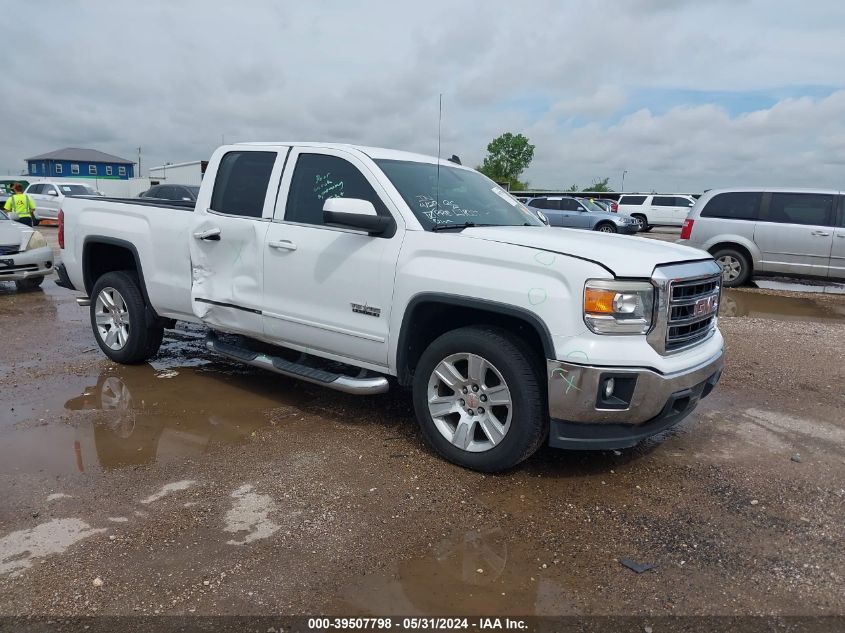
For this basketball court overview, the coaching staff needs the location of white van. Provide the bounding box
[25,181,98,222]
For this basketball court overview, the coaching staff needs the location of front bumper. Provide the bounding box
[546,348,724,450]
[0,246,54,282]
[616,223,639,234]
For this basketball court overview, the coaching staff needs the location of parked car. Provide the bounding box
[588,198,619,213]
[57,141,724,472]
[24,181,97,222]
[0,209,54,290]
[526,196,638,233]
[679,187,844,287]
[617,194,697,231]
[139,184,200,202]
[0,179,31,208]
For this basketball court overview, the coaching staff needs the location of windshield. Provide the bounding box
[579,199,606,213]
[0,209,8,220]
[58,184,95,196]
[375,159,544,229]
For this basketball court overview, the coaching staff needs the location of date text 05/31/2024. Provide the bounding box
[306,617,529,630]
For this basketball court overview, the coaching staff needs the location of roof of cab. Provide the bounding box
[234,142,467,168]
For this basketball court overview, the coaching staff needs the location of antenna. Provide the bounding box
[435,93,442,219]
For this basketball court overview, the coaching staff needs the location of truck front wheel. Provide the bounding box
[90,271,164,364]
[412,326,547,472]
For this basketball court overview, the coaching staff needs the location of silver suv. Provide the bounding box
[679,188,845,287]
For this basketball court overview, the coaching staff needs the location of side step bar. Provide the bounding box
[205,333,389,395]
[76,297,91,307]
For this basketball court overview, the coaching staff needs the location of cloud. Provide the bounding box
[0,0,843,193]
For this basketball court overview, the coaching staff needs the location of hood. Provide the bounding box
[458,226,711,277]
[0,220,27,248]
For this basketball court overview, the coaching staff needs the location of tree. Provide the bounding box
[565,184,579,192]
[583,177,612,193]
[477,133,535,190]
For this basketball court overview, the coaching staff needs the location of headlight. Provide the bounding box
[583,279,654,334]
[537,211,549,225]
[25,230,47,251]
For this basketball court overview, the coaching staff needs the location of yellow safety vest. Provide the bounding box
[4,193,35,218]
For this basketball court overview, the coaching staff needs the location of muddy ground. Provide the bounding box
[1,227,844,619]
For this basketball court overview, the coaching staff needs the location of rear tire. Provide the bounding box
[712,248,751,287]
[15,276,44,291]
[90,271,164,364]
[412,326,547,472]
[595,222,617,233]
[631,214,651,232]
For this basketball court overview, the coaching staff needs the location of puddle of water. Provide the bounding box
[331,527,572,616]
[720,289,845,322]
[0,518,107,577]
[0,363,310,476]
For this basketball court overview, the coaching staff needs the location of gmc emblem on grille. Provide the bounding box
[694,295,719,316]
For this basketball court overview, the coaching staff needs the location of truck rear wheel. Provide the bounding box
[412,326,547,472]
[90,271,164,364]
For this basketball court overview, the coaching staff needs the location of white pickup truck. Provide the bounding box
[57,142,724,471]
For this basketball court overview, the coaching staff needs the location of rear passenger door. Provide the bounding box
[189,148,287,336]
[649,196,678,225]
[754,192,835,278]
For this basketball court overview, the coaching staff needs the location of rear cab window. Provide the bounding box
[700,192,762,220]
[210,151,277,218]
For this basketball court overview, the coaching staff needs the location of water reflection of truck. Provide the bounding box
[66,365,270,471]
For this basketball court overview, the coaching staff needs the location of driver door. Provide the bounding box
[188,148,287,336]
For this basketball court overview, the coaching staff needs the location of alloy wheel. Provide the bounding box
[94,287,132,350]
[427,353,512,453]
[717,255,742,282]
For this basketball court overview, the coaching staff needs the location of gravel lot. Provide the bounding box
[1,227,843,620]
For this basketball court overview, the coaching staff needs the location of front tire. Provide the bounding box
[412,326,547,472]
[90,271,164,364]
[712,248,751,287]
[15,276,44,291]
[595,222,617,233]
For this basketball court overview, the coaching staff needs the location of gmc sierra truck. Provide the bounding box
[56,142,724,472]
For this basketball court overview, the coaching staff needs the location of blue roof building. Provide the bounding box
[26,148,135,180]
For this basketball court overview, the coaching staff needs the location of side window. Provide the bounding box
[700,192,761,220]
[71,164,80,175]
[55,164,63,174]
[285,153,387,226]
[674,196,694,207]
[118,166,126,176]
[28,184,43,194]
[839,196,845,228]
[210,151,276,218]
[528,198,547,209]
[652,196,675,206]
[768,193,834,226]
[31,164,37,174]
[88,164,97,175]
[106,166,113,176]
[557,199,575,211]
[43,185,55,196]
[620,195,646,205]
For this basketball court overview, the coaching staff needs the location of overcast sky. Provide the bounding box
[2,0,844,192]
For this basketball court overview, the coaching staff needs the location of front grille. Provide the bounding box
[665,274,721,351]
[0,245,19,256]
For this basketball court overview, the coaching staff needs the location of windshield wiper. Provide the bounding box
[430,222,497,232]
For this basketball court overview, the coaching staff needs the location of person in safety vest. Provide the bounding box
[3,183,36,226]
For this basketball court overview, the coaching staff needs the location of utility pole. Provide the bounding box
[621,170,628,191]
[137,147,142,178]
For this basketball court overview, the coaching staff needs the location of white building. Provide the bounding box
[148,160,208,186]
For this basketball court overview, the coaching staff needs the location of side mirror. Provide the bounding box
[323,198,393,236]
[47,190,58,196]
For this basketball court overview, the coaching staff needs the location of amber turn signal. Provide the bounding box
[584,288,616,314]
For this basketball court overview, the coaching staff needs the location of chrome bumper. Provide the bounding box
[547,348,724,425]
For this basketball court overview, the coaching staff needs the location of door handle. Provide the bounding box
[810,230,830,237]
[193,227,221,241]
[268,240,297,251]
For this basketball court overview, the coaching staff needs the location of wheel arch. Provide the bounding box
[395,293,554,387]
[82,237,160,320]
[706,238,759,270]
